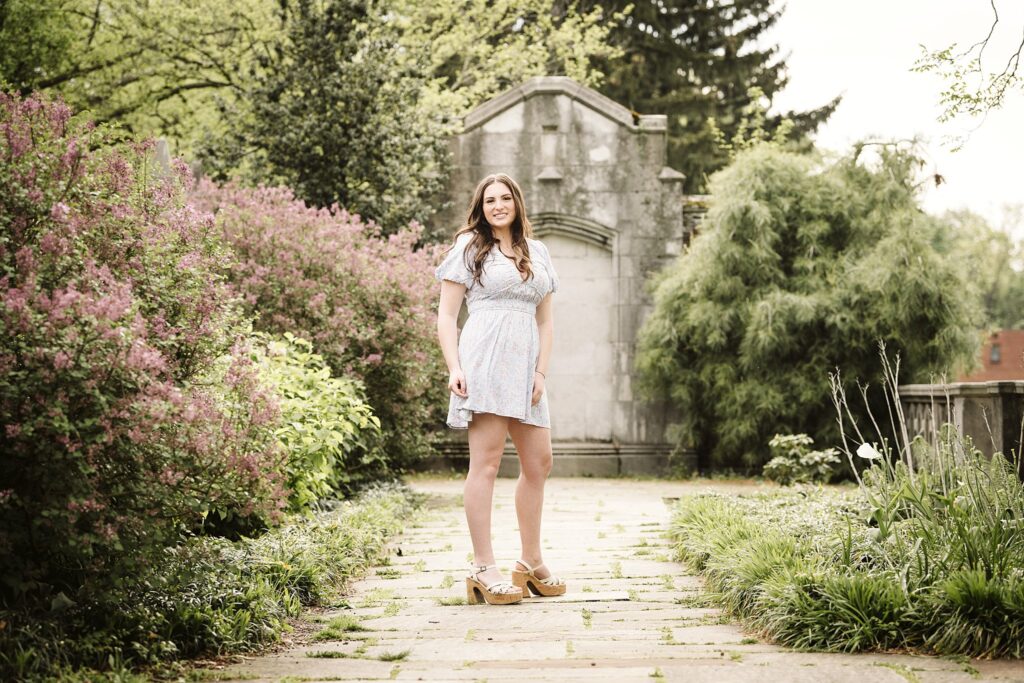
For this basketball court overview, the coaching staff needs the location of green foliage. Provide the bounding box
[584,0,838,192]
[670,436,1024,657]
[200,0,448,229]
[0,0,78,92]
[0,0,278,156]
[913,8,1023,146]
[0,485,415,680]
[708,86,795,162]
[256,333,383,508]
[932,207,1024,330]
[395,0,622,119]
[200,0,619,231]
[914,44,1016,126]
[636,143,979,468]
[4,0,619,229]
[763,434,840,486]
[312,615,369,641]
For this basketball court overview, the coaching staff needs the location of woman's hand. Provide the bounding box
[531,370,545,405]
[448,368,468,398]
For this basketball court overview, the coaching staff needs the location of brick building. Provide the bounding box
[959,330,1024,382]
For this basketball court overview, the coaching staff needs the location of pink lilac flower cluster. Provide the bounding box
[0,92,286,592]
[190,181,448,468]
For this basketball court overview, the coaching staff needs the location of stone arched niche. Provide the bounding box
[532,214,616,441]
[431,77,694,475]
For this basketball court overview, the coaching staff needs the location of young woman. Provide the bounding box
[435,173,567,606]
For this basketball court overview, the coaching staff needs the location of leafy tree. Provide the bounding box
[0,0,77,91]
[914,1,1024,146]
[935,206,1024,330]
[3,0,619,228]
[203,0,620,230]
[201,0,449,230]
[636,143,979,470]
[392,0,622,117]
[0,0,277,156]
[565,0,839,193]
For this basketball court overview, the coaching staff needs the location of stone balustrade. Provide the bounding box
[898,381,1024,477]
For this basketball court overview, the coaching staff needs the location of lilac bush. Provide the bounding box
[191,181,447,469]
[0,92,286,600]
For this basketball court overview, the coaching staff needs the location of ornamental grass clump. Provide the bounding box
[828,349,1024,656]
[190,181,446,471]
[670,349,1024,658]
[0,92,286,608]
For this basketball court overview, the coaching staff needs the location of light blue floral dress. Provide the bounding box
[435,234,559,429]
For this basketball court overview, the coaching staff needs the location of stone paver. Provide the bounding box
[220,478,1024,683]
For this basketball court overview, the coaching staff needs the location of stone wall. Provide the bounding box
[430,77,698,472]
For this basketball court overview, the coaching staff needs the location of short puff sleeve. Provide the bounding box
[533,239,559,294]
[435,234,475,287]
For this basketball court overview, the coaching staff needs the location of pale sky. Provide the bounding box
[765,0,1022,231]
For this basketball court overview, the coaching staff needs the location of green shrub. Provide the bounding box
[190,181,446,473]
[0,92,284,607]
[763,434,841,485]
[0,485,415,679]
[924,569,1024,658]
[256,333,383,508]
[760,571,910,652]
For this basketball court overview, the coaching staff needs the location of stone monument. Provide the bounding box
[431,77,697,475]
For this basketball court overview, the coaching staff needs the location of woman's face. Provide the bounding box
[482,182,516,231]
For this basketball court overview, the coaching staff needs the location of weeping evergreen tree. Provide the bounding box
[636,143,980,470]
[566,0,839,192]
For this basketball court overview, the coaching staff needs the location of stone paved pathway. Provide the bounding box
[222,478,1024,683]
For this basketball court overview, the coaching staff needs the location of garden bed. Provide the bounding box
[669,463,1024,658]
[1,485,419,681]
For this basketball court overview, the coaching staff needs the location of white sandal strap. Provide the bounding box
[487,581,518,594]
[516,560,563,586]
[469,565,520,594]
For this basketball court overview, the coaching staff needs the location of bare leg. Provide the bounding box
[508,420,554,579]
[465,412,511,586]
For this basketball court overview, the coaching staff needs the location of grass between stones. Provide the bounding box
[312,615,370,641]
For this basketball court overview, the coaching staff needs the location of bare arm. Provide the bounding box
[437,280,468,397]
[531,293,554,405]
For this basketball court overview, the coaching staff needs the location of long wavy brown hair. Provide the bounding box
[446,173,533,285]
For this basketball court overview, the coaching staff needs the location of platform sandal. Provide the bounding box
[512,560,567,597]
[466,564,523,605]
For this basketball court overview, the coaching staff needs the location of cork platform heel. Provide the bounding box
[511,560,566,597]
[465,564,523,605]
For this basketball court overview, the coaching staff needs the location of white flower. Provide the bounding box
[856,443,882,460]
